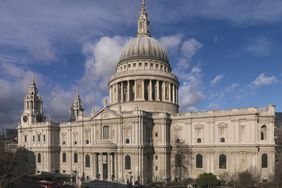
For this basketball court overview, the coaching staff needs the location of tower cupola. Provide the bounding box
[70,92,84,121]
[21,77,45,125]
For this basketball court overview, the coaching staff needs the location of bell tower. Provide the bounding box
[21,77,45,125]
[70,92,84,121]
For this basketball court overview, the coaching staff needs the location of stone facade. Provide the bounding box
[18,0,276,184]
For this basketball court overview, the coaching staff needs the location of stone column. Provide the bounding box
[142,80,145,100]
[172,84,175,103]
[112,153,115,179]
[127,80,130,101]
[121,82,124,102]
[114,153,118,180]
[169,83,171,102]
[162,82,166,101]
[156,81,160,101]
[108,153,112,180]
[134,80,137,100]
[109,85,112,104]
[149,80,152,101]
[98,153,103,179]
[92,153,97,179]
[176,87,178,104]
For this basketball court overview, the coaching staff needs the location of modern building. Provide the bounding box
[17,0,276,184]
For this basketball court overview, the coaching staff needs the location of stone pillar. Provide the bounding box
[162,82,166,101]
[169,83,171,102]
[112,153,115,179]
[115,153,118,180]
[121,82,124,102]
[142,80,145,100]
[149,80,152,101]
[176,87,178,104]
[92,153,97,179]
[108,153,112,180]
[156,81,160,101]
[172,84,175,103]
[134,80,137,100]
[109,85,112,104]
[127,80,130,101]
[98,153,103,179]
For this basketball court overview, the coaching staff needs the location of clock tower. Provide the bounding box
[21,77,46,125]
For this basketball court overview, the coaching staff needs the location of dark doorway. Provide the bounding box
[103,163,108,180]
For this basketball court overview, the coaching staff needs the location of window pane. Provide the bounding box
[219,154,226,169]
[85,155,90,167]
[196,154,203,168]
[63,153,66,163]
[103,126,109,139]
[262,153,268,168]
[125,155,131,169]
[74,153,78,163]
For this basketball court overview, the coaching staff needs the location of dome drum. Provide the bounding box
[117,59,172,73]
[108,78,179,113]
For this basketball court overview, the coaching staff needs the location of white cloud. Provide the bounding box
[252,73,277,88]
[78,36,131,110]
[45,87,73,121]
[181,39,203,59]
[179,66,204,111]
[245,38,272,56]
[210,74,225,86]
[0,62,41,127]
[159,34,183,51]
[29,39,58,62]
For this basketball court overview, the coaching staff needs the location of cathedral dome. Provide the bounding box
[118,36,169,65]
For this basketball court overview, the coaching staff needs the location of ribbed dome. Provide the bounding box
[118,36,169,65]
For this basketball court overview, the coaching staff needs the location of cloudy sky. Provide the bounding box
[1,0,282,128]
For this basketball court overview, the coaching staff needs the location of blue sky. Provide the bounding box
[1,0,282,128]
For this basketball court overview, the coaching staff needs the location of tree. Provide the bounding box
[0,143,36,188]
[233,167,262,188]
[196,173,218,188]
[171,138,192,181]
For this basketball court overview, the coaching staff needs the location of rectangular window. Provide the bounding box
[33,135,35,142]
[24,135,27,142]
[103,126,110,139]
[38,135,40,142]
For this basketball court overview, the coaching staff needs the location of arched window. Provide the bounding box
[261,125,267,140]
[220,137,225,143]
[103,126,109,139]
[125,155,131,170]
[85,154,90,167]
[37,153,41,163]
[74,153,78,163]
[126,138,130,144]
[219,154,226,169]
[38,135,40,142]
[85,139,89,144]
[262,153,268,168]
[196,154,203,168]
[197,138,201,143]
[62,153,66,163]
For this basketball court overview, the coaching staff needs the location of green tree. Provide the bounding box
[196,173,218,188]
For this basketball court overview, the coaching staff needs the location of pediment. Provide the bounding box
[217,122,228,128]
[90,107,122,120]
[194,123,204,129]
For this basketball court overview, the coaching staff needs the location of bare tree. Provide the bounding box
[0,143,36,188]
[171,138,192,181]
